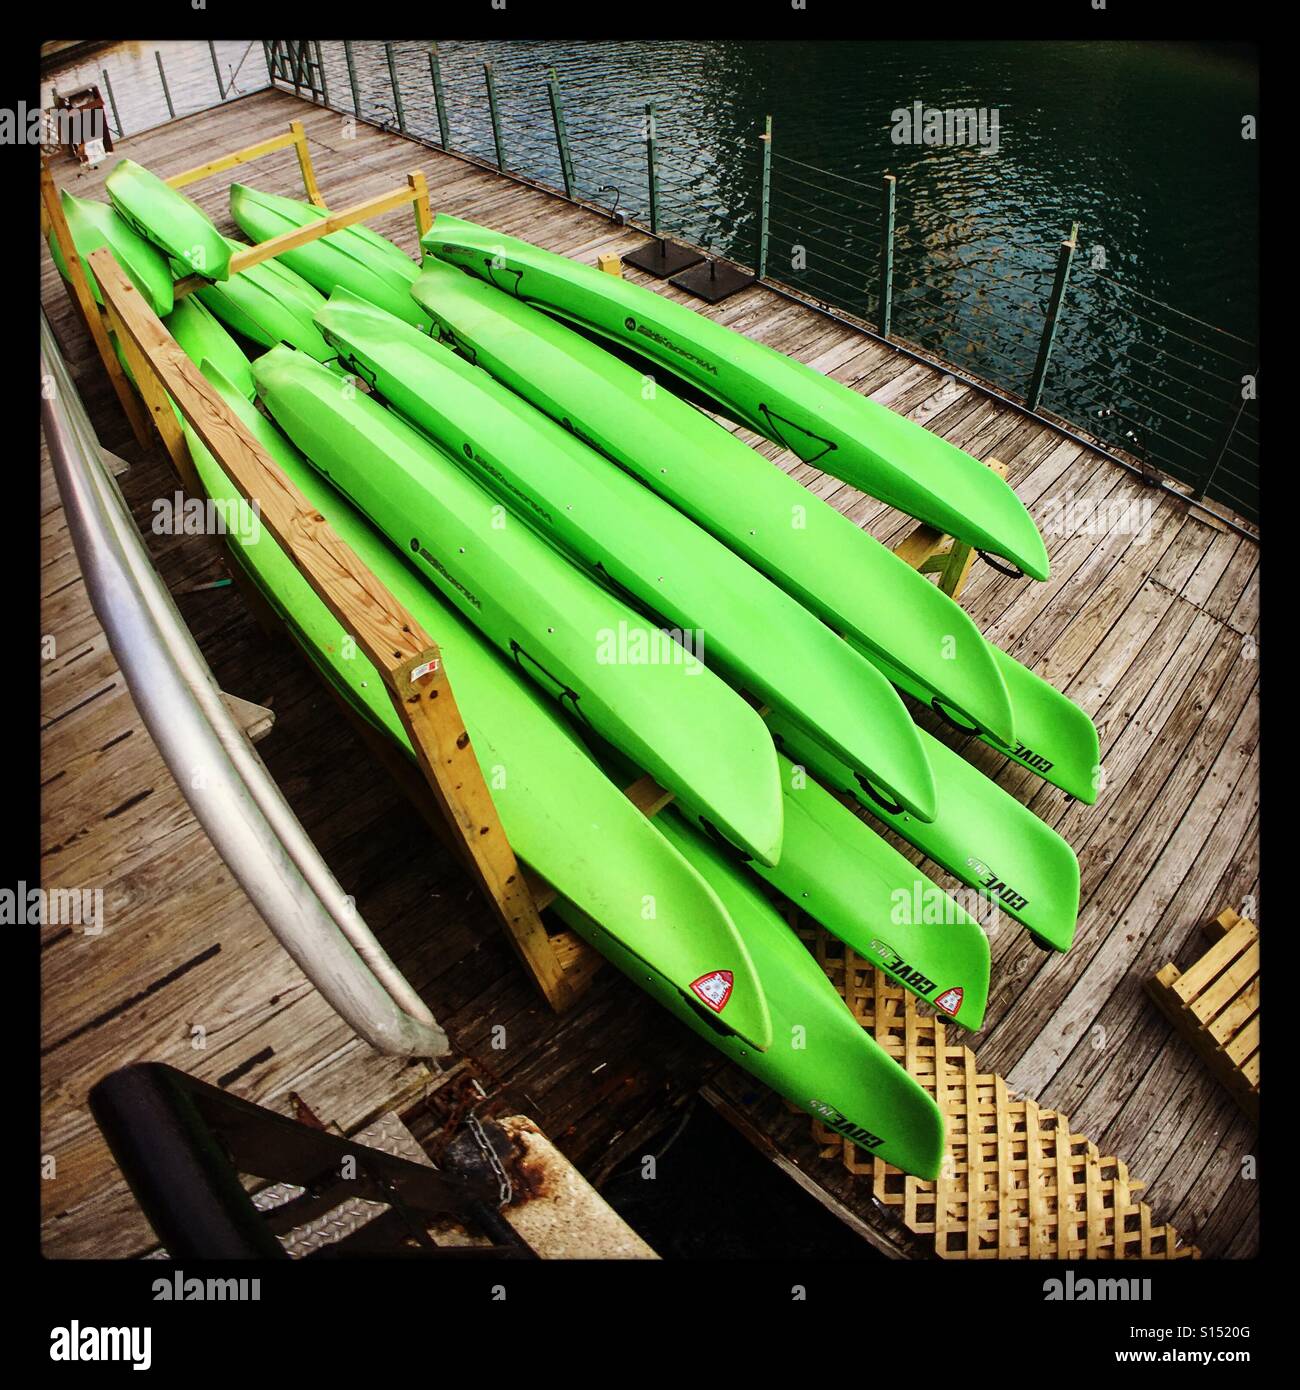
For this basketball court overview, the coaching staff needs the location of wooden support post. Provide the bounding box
[879,173,897,340]
[39,159,152,449]
[91,249,580,1013]
[428,45,451,150]
[408,172,432,240]
[1027,221,1078,412]
[757,116,773,280]
[291,119,323,206]
[101,295,199,493]
[893,458,1008,600]
[547,68,574,198]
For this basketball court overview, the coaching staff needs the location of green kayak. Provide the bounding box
[315,287,936,823]
[768,712,1080,952]
[554,805,946,1179]
[229,183,429,330]
[179,362,773,1052]
[252,345,784,866]
[105,158,231,281]
[48,189,175,317]
[762,754,990,1028]
[162,297,255,400]
[421,214,1050,582]
[194,236,334,362]
[412,259,1101,803]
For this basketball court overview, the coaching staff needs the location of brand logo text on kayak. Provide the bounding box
[891,102,1001,153]
[4,103,104,146]
[596,621,705,675]
[623,318,718,376]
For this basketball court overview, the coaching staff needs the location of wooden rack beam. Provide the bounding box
[91,249,585,1012]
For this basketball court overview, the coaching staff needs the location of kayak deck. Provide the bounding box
[39,88,1259,1260]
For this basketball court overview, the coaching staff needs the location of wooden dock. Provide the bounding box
[40,87,1259,1259]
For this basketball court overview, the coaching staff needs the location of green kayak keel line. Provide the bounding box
[554,807,946,1179]
[48,189,175,317]
[105,158,232,281]
[315,287,936,823]
[180,362,774,1053]
[229,183,429,330]
[194,236,335,363]
[422,215,1050,581]
[767,712,1080,952]
[162,297,255,401]
[251,345,784,866]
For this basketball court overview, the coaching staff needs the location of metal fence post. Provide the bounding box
[645,103,659,234]
[429,45,451,149]
[485,62,506,170]
[878,173,897,339]
[1027,221,1079,411]
[342,41,360,117]
[1193,367,1256,501]
[101,68,123,138]
[757,115,773,279]
[385,42,406,133]
[208,40,225,101]
[313,41,329,105]
[155,52,175,120]
[547,68,574,197]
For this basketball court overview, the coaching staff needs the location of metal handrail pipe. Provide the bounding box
[41,314,448,1059]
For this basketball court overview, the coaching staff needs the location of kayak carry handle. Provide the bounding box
[854,774,905,818]
[930,696,982,736]
[977,549,1027,579]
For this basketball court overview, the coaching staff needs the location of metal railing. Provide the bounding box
[65,38,1258,529]
[40,312,450,1061]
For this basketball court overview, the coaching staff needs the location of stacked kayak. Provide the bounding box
[55,162,1111,1181]
[229,183,429,330]
[315,287,936,824]
[408,257,1100,804]
[179,359,945,1178]
[106,159,232,281]
[421,214,1051,581]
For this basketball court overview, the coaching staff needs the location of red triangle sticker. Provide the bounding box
[935,987,964,1016]
[690,970,734,1013]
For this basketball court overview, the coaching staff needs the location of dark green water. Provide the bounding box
[418,39,1258,515]
[435,40,1257,334]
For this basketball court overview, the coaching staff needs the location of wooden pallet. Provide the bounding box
[797,926,1198,1259]
[1146,907,1259,1123]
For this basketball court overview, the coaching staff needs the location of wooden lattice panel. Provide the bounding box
[1146,908,1258,1123]
[797,926,1198,1259]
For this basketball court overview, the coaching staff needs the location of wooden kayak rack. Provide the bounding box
[41,119,1000,1021]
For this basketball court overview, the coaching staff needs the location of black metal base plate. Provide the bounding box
[623,238,705,278]
[669,258,757,304]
